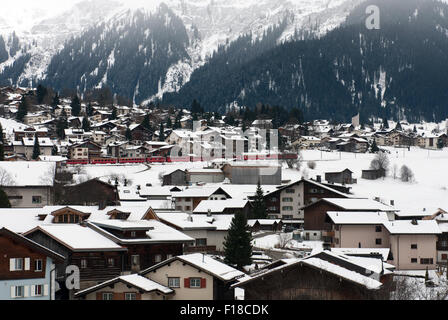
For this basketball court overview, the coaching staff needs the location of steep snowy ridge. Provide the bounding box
[0,0,361,98]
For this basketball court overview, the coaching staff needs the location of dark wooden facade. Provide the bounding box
[0,228,63,281]
[239,261,390,300]
[60,179,119,207]
[24,229,126,289]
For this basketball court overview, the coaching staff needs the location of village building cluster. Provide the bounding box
[1,86,448,300]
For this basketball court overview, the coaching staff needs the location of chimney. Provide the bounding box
[316,175,321,183]
[207,209,212,217]
[411,219,418,225]
[390,200,395,206]
[187,213,193,222]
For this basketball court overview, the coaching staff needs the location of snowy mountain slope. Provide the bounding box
[0,0,361,98]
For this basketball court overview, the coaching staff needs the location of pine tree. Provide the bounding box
[159,123,165,142]
[141,114,151,130]
[36,84,48,104]
[0,188,11,208]
[82,117,91,132]
[251,181,267,219]
[52,93,60,110]
[71,95,81,117]
[0,143,4,161]
[32,137,41,160]
[111,107,117,120]
[86,103,94,117]
[223,212,253,270]
[166,116,173,128]
[56,110,68,139]
[370,139,379,153]
[16,96,28,122]
[51,145,58,156]
[125,127,132,141]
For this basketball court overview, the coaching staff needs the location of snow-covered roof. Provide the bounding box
[384,220,441,235]
[156,212,234,231]
[193,199,248,214]
[302,257,383,290]
[330,248,391,262]
[75,274,173,297]
[0,209,44,233]
[0,162,56,187]
[319,198,397,211]
[327,211,390,225]
[25,225,126,252]
[247,219,282,227]
[142,254,247,282]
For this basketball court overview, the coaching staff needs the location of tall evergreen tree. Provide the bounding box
[36,84,48,104]
[0,143,4,162]
[370,139,379,153]
[16,96,28,122]
[56,110,68,139]
[32,137,41,160]
[52,93,60,109]
[86,103,94,117]
[141,114,151,130]
[251,181,267,219]
[159,123,165,142]
[223,212,253,270]
[71,95,81,117]
[0,188,11,208]
[125,126,133,141]
[82,117,91,132]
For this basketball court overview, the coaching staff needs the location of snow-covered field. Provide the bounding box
[293,147,448,213]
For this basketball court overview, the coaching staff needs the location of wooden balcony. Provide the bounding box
[184,246,218,254]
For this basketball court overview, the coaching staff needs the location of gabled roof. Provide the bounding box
[327,211,390,225]
[74,274,173,298]
[23,225,127,252]
[0,228,65,262]
[140,253,248,283]
[302,198,396,211]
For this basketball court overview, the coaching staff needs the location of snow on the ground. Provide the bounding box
[284,147,448,213]
[252,232,323,253]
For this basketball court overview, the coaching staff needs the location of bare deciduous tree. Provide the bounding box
[370,151,390,177]
[400,165,414,182]
[307,161,317,170]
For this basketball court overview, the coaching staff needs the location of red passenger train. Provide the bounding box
[65,153,298,166]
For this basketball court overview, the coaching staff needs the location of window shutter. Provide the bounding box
[44,285,49,297]
[10,259,15,271]
[96,292,102,300]
[30,285,35,297]
[184,278,190,288]
[10,286,15,298]
[201,278,206,289]
[25,258,30,271]
[24,286,29,298]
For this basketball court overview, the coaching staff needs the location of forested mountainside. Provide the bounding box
[42,4,189,104]
[162,0,448,123]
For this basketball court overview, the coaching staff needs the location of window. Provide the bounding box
[190,278,201,288]
[442,254,448,260]
[32,196,42,204]
[185,206,191,211]
[411,258,418,263]
[81,259,88,269]
[33,285,43,296]
[130,231,137,238]
[103,293,114,300]
[35,259,43,272]
[14,258,24,271]
[411,244,418,249]
[196,239,207,247]
[107,258,115,267]
[282,198,293,203]
[14,286,24,298]
[154,254,162,263]
[285,189,295,194]
[375,238,382,245]
[375,226,382,232]
[420,258,434,265]
[282,206,293,211]
[282,215,293,220]
[125,293,137,300]
[168,277,180,288]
